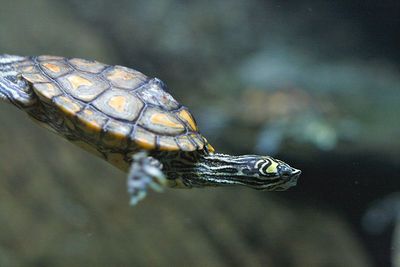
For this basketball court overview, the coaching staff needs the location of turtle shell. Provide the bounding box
[16,55,214,153]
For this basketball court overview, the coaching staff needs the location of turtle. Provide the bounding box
[0,54,301,205]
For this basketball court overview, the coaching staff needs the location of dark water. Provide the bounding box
[0,1,399,266]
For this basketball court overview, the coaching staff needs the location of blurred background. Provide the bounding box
[0,0,399,266]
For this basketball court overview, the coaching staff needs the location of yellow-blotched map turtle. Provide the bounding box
[0,54,301,205]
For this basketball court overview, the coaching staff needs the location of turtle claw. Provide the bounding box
[127,152,166,205]
[129,190,147,206]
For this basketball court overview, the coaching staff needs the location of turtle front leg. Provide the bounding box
[127,151,167,205]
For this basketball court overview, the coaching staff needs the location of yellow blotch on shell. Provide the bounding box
[134,128,156,150]
[84,109,94,116]
[178,109,198,131]
[82,120,102,133]
[54,96,82,116]
[200,137,214,153]
[76,108,107,135]
[206,143,215,153]
[150,113,184,130]
[176,135,196,151]
[158,136,179,151]
[42,62,61,73]
[135,139,155,150]
[66,74,93,90]
[108,95,127,113]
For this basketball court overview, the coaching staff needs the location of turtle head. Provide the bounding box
[178,153,300,191]
[245,156,301,190]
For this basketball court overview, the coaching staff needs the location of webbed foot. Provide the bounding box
[127,152,166,205]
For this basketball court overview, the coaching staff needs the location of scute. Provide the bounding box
[58,72,109,102]
[92,88,144,121]
[76,106,108,136]
[69,58,107,74]
[32,82,62,103]
[103,119,132,148]
[40,60,72,78]
[37,55,64,61]
[104,65,147,89]
[190,134,206,150]
[54,95,83,117]
[139,107,185,135]
[176,135,196,151]
[136,78,180,110]
[17,64,36,74]
[177,109,198,131]
[132,126,156,150]
[22,72,50,83]
[158,136,179,151]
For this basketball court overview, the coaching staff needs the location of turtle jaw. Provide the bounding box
[289,168,301,187]
[236,168,300,191]
[261,167,301,191]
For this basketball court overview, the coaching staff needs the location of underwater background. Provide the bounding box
[0,1,399,266]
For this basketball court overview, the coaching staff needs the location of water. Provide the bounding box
[0,1,399,266]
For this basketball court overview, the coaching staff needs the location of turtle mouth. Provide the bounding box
[236,165,301,191]
[291,168,301,178]
[288,169,301,186]
[256,168,301,191]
